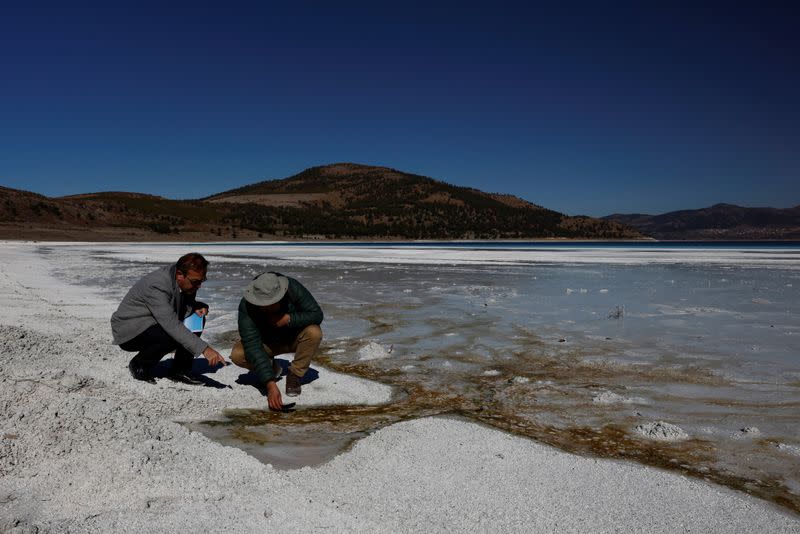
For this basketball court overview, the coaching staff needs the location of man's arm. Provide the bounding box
[145,286,208,356]
[286,279,323,327]
[265,381,283,411]
[237,299,279,383]
[238,299,282,409]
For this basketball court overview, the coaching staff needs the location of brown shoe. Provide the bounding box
[285,372,301,397]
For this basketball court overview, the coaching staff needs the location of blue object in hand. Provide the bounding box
[183,312,204,333]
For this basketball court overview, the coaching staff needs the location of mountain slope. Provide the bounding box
[208,163,545,209]
[604,203,800,240]
[1,163,640,240]
[206,163,638,239]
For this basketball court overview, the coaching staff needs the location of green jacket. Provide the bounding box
[237,273,323,384]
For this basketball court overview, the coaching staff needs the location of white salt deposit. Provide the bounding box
[512,376,530,384]
[592,390,646,405]
[88,242,800,268]
[1,242,798,533]
[777,443,800,456]
[357,341,391,361]
[635,421,690,441]
[593,391,628,404]
[482,369,501,377]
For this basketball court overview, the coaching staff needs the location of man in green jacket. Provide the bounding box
[230,271,323,410]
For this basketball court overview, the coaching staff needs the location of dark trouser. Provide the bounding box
[119,324,197,373]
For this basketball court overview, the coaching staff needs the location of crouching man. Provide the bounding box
[111,252,226,384]
[230,271,323,410]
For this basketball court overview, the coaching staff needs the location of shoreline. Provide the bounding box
[1,242,799,532]
[7,235,800,244]
[5,226,800,245]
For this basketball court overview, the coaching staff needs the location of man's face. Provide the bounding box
[176,268,206,295]
[258,302,282,314]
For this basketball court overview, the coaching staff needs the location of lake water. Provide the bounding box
[44,241,800,512]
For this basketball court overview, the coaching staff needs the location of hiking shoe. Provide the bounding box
[128,360,156,384]
[285,372,301,396]
[167,371,204,386]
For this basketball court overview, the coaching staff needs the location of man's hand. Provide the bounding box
[275,314,290,327]
[202,346,227,368]
[266,380,283,410]
[195,305,209,317]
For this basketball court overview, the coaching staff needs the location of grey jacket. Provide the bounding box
[110,265,209,356]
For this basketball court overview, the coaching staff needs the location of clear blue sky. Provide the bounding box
[1,1,798,216]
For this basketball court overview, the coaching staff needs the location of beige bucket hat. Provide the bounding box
[243,272,289,306]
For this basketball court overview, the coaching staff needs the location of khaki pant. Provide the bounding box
[229,324,322,378]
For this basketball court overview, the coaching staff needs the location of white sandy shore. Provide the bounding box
[1,242,798,533]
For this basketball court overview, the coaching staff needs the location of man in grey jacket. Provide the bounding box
[111,253,226,384]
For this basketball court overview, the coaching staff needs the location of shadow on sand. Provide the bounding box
[152,357,231,389]
[234,357,320,395]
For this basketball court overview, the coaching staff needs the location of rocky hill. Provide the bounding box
[0,163,639,240]
[603,203,800,240]
[205,163,638,240]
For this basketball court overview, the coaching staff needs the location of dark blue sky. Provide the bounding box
[1,2,798,216]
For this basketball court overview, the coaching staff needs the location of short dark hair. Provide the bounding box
[176,253,209,274]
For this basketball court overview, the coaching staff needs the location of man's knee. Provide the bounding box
[229,341,249,369]
[120,324,177,353]
[301,324,323,343]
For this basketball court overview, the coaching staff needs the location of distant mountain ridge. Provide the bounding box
[603,203,800,240]
[0,163,639,241]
